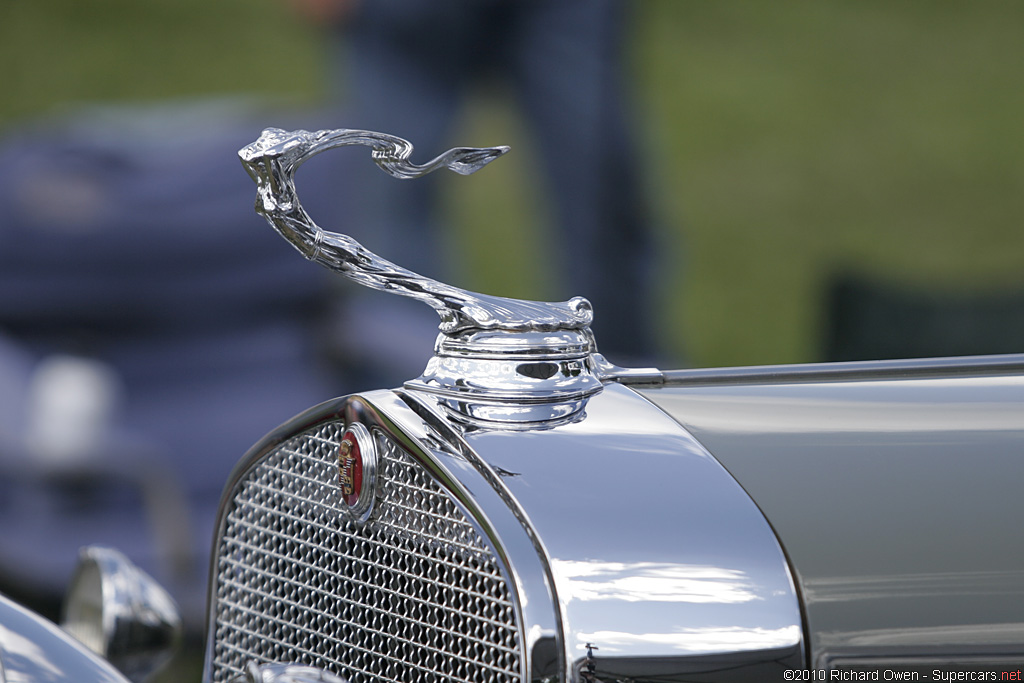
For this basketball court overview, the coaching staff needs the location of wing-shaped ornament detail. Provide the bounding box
[240,127,661,426]
[239,127,593,335]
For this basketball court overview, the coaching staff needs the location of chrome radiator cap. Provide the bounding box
[409,327,603,427]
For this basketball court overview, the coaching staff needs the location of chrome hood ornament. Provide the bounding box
[240,128,659,426]
[239,128,591,334]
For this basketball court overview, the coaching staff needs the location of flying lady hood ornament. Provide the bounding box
[239,128,592,334]
[240,128,659,426]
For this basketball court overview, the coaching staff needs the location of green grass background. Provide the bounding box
[3,1,1022,369]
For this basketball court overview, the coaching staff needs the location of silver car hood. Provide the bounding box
[638,354,1024,668]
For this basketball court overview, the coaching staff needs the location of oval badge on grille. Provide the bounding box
[338,422,377,522]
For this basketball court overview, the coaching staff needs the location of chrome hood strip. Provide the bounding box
[651,353,1024,388]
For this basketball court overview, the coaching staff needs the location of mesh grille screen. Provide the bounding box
[209,422,522,683]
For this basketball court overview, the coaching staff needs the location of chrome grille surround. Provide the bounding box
[208,417,523,683]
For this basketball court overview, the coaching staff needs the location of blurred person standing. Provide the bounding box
[288,0,665,370]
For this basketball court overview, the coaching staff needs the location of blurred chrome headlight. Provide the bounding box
[62,546,181,683]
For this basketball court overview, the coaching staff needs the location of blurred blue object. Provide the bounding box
[0,99,346,630]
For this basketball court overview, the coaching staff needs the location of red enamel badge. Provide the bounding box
[339,431,363,507]
[337,421,376,522]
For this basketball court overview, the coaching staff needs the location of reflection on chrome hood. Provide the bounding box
[575,626,803,655]
[551,560,765,605]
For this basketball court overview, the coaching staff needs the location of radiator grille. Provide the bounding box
[209,421,522,683]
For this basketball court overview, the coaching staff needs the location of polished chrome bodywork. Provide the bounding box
[636,354,1024,671]
[204,385,802,682]
[411,382,803,680]
[0,592,130,683]
[226,127,1024,681]
[224,127,801,682]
